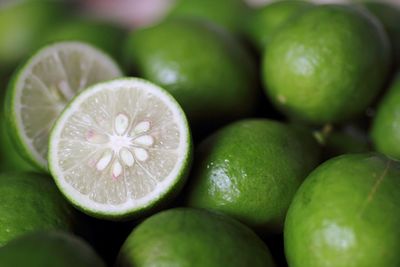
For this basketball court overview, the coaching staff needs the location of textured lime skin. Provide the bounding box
[168,0,250,33]
[371,74,400,159]
[285,153,400,267]
[125,18,257,125]
[0,1,65,69]
[44,18,126,60]
[0,231,105,267]
[116,208,276,267]
[364,1,400,68]
[0,172,75,246]
[185,119,320,234]
[263,4,391,124]
[245,0,313,50]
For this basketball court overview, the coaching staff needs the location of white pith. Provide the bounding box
[13,42,122,169]
[49,79,190,215]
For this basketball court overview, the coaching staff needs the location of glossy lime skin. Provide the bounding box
[364,1,400,69]
[0,172,75,246]
[185,119,320,234]
[245,0,313,50]
[371,74,400,159]
[44,18,126,60]
[0,1,65,69]
[116,208,276,267]
[125,18,257,125]
[168,0,250,33]
[263,4,391,124]
[0,231,106,267]
[285,153,400,267]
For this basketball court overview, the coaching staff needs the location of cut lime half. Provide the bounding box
[5,41,122,170]
[48,78,192,219]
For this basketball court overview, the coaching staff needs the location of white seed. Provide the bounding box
[115,113,130,135]
[120,148,135,167]
[133,135,154,147]
[86,130,108,144]
[133,147,149,162]
[133,121,150,134]
[112,160,123,178]
[96,150,113,171]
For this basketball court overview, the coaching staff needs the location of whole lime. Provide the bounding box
[0,231,105,267]
[371,73,400,159]
[262,4,391,124]
[364,1,400,69]
[0,1,66,70]
[285,153,400,267]
[167,0,250,33]
[245,0,313,50]
[115,208,276,267]
[125,18,257,126]
[185,119,320,234]
[44,18,126,60]
[0,172,75,246]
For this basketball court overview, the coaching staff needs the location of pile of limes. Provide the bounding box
[1,0,400,266]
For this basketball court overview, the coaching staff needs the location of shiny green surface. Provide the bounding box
[262,4,391,124]
[285,153,400,267]
[0,172,75,246]
[371,74,400,159]
[116,208,276,267]
[245,0,313,50]
[125,18,257,126]
[185,119,320,234]
[0,231,105,267]
[168,0,250,33]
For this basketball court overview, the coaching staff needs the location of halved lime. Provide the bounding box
[48,78,192,219]
[5,41,122,171]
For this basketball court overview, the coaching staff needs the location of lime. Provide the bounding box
[125,18,257,126]
[245,0,313,50]
[185,119,320,234]
[167,0,250,33]
[364,1,400,69]
[5,41,122,171]
[285,153,400,267]
[0,172,75,246]
[48,78,192,220]
[371,73,400,159]
[262,4,391,124]
[0,1,66,70]
[0,231,105,267]
[44,18,126,61]
[115,208,276,267]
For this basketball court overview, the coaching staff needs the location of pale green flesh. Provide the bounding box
[15,42,122,168]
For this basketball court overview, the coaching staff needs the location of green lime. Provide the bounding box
[5,41,122,171]
[285,153,400,267]
[371,73,400,159]
[0,172,75,246]
[0,1,66,70]
[185,119,320,234]
[262,4,391,124]
[44,18,126,61]
[0,231,105,267]
[115,208,276,267]
[363,1,400,69]
[245,0,313,50]
[167,0,250,33]
[125,18,257,126]
[48,78,192,220]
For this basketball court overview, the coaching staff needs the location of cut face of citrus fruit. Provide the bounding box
[48,78,192,219]
[5,41,122,170]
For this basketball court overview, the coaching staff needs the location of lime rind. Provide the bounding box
[48,78,192,219]
[5,41,123,171]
